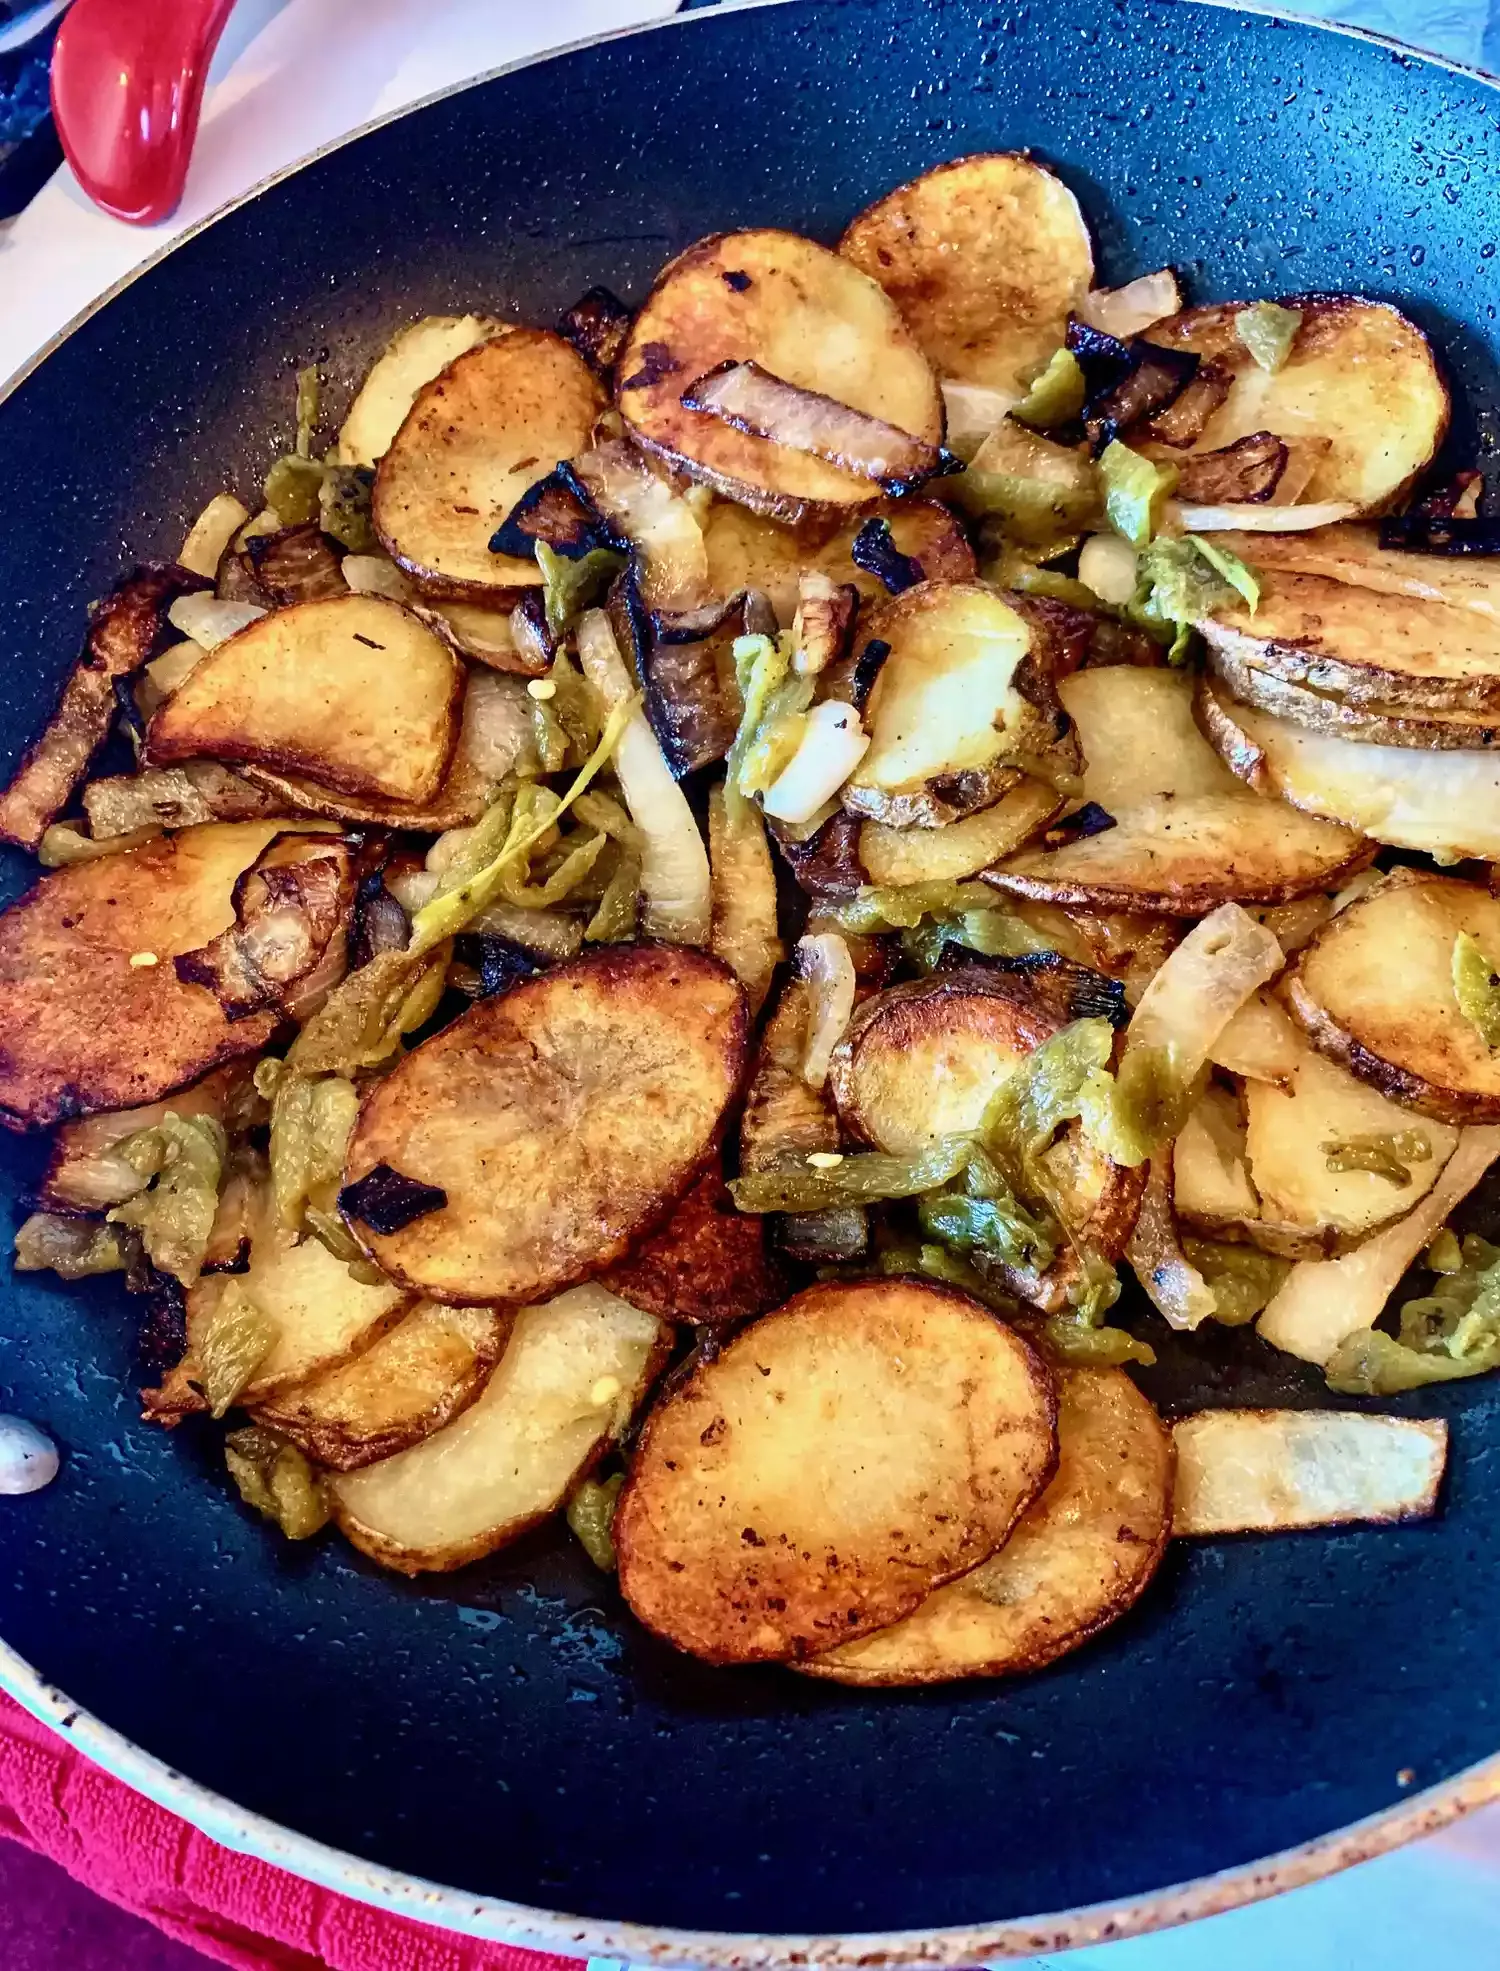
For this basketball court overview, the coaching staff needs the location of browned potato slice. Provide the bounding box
[802,1366,1172,1685]
[1008,900,1182,1007]
[1201,572,1500,714]
[1204,636,1500,750]
[1172,1409,1447,1534]
[330,1284,665,1573]
[334,314,510,468]
[1283,868,1500,1124]
[1198,677,1500,862]
[148,595,463,806]
[1057,665,1236,807]
[1212,522,1500,625]
[614,1280,1057,1664]
[343,946,748,1304]
[702,497,974,622]
[143,1238,411,1422]
[251,1300,512,1470]
[828,970,1142,1308]
[0,821,286,1129]
[840,582,1078,827]
[373,330,605,597]
[601,1172,783,1326]
[987,795,1373,916]
[617,231,942,525]
[1144,298,1448,511]
[858,778,1061,885]
[839,153,1093,394]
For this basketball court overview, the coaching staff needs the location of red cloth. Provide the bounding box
[0,1689,578,1971]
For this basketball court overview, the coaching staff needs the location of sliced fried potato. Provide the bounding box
[858,778,1061,885]
[1210,988,1304,1087]
[148,595,463,806]
[1197,676,1500,862]
[1009,900,1182,1007]
[1216,522,1500,624]
[1283,869,1500,1122]
[1173,1083,1262,1230]
[1201,572,1500,714]
[343,946,747,1304]
[1204,638,1500,750]
[330,1285,664,1573]
[701,496,973,622]
[617,231,942,524]
[840,582,1076,827]
[0,822,286,1129]
[829,971,1142,1306]
[1143,298,1448,511]
[1058,665,1240,809]
[335,314,509,468]
[251,1300,512,1471]
[372,330,605,597]
[143,1237,410,1422]
[802,1366,1171,1685]
[602,1171,782,1325]
[614,1280,1057,1663]
[1172,1409,1447,1534]
[839,153,1093,394]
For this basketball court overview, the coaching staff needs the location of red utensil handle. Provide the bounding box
[50,0,237,224]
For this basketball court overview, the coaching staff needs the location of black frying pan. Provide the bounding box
[1,0,1499,1958]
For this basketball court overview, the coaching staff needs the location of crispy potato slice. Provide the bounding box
[1143,298,1448,511]
[615,1280,1057,1663]
[148,595,463,806]
[1205,637,1500,750]
[1283,869,1500,1122]
[0,822,286,1129]
[251,1300,512,1471]
[143,1237,411,1422]
[330,1284,664,1573]
[802,1366,1172,1685]
[1201,572,1500,714]
[840,582,1077,827]
[601,1171,783,1326]
[987,796,1373,915]
[617,231,942,525]
[1197,676,1500,862]
[335,314,510,468]
[702,497,974,623]
[829,970,1142,1307]
[343,946,747,1304]
[372,331,605,597]
[858,778,1061,885]
[1172,1409,1447,1534]
[839,153,1093,394]
[1215,522,1500,624]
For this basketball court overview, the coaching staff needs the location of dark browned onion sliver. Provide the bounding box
[1175,431,1288,504]
[339,1163,449,1235]
[488,464,621,561]
[557,286,633,376]
[1379,515,1500,554]
[680,360,960,495]
[851,517,924,594]
[1064,320,1201,456]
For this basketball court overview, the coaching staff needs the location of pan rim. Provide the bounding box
[3,0,1499,1958]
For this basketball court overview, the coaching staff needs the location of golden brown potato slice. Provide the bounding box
[828,970,1142,1308]
[840,582,1077,827]
[601,1172,783,1326]
[1212,522,1500,624]
[1200,572,1500,714]
[372,330,605,597]
[1197,676,1500,862]
[1008,900,1182,1007]
[342,945,748,1304]
[615,1280,1057,1663]
[1283,868,1500,1123]
[1172,1409,1447,1534]
[802,1366,1172,1685]
[334,314,510,468]
[617,230,942,525]
[143,1237,411,1422]
[1211,987,1305,1087]
[0,822,286,1129]
[251,1299,512,1470]
[1144,298,1448,511]
[839,153,1093,394]
[857,780,1060,887]
[330,1284,665,1573]
[1172,1083,1264,1232]
[1204,636,1500,750]
[148,595,463,806]
[701,497,974,622]
[1058,665,1239,807]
